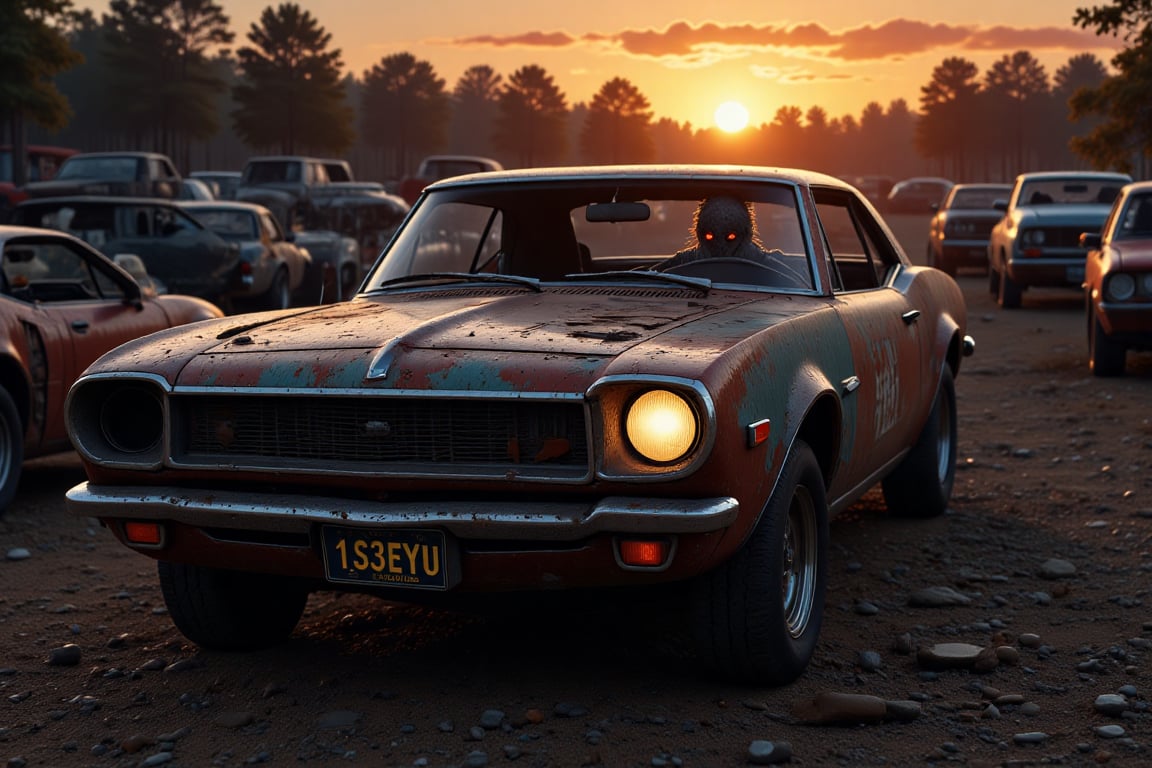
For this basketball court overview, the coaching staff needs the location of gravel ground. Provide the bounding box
[2,216,1151,767]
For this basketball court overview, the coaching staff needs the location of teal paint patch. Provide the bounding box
[733,308,858,470]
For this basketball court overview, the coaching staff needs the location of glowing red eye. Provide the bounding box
[726,232,737,241]
[703,232,714,241]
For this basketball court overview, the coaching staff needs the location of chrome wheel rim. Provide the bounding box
[781,486,818,638]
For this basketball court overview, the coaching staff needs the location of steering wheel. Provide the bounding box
[661,256,809,289]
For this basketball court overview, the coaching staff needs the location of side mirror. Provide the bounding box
[1079,232,1102,250]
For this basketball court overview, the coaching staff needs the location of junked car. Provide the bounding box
[1080,180,1152,376]
[926,183,1012,276]
[179,200,311,310]
[987,170,1132,308]
[64,165,973,685]
[22,151,183,200]
[0,225,222,513]
[11,196,241,308]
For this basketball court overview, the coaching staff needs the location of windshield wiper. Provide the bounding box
[370,272,542,293]
[562,270,712,291]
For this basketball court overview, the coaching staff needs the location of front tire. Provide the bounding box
[158,561,308,650]
[0,387,24,515]
[882,366,957,518]
[692,440,828,685]
[998,265,1023,309]
[1089,304,1126,377]
[263,268,290,310]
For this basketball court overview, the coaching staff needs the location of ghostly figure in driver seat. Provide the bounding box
[658,195,773,270]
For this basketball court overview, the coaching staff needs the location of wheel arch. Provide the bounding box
[795,392,840,491]
[0,353,31,437]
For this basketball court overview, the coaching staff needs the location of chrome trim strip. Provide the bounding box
[65,483,740,541]
[169,386,587,399]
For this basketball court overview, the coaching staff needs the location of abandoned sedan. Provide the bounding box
[65,165,973,685]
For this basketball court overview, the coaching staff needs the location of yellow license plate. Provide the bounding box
[320,526,453,590]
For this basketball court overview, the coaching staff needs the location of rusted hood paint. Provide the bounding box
[145,287,824,391]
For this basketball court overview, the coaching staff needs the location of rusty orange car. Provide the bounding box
[64,165,974,685]
[0,225,223,513]
[1080,180,1152,376]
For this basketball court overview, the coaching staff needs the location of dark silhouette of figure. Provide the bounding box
[658,195,775,270]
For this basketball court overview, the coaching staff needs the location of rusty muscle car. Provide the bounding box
[65,165,974,685]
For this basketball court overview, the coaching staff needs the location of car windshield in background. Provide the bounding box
[243,162,299,184]
[55,157,137,181]
[193,209,258,239]
[1019,179,1124,206]
[367,180,814,292]
[1114,193,1152,240]
[950,188,1008,209]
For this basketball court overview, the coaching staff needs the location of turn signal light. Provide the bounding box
[124,521,163,546]
[618,539,669,567]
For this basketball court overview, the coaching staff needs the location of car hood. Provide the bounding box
[1112,238,1152,270]
[90,286,815,392]
[1013,204,1112,225]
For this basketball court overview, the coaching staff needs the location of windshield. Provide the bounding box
[950,187,1009,209]
[364,179,815,293]
[191,209,258,239]
[1018,177,1126,207]
[57,156,138,181]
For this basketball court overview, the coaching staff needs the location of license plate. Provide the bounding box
[1066,265,1085,283]
[321,526,454,590]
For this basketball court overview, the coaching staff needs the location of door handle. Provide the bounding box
[901,309,921,324]
[71,320,90,333]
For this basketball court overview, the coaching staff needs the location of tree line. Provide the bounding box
[3,0,1151,186]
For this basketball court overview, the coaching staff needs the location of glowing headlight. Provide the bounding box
[624,389,698,463]
[1106,273,1136,301]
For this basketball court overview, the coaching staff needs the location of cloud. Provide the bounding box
[438,18,1119,63]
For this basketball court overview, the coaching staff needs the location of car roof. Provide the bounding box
[17,195,183,207]
[62,151,171,160]
[424,164,852,191]
[179,200,267,213]
[0,224,82,240]
[1015,170,1132,181]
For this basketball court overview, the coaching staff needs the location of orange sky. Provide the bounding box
[79,0,1127,129]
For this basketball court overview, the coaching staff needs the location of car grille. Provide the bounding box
[1035,227,1093,250]
[171,394,590,479]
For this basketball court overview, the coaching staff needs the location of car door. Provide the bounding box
[813,190,925,497]
[1,234,171,445]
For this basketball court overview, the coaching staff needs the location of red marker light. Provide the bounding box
[124,521,163,546]
[618,539,669,567]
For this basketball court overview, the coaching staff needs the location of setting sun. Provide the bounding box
[714,101,750,133]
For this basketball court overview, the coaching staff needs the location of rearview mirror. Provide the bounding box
[586,202,650,223]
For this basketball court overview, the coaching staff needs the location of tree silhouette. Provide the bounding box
[0,0,82,185]
[1071,1,1152,172]
[984,51,1049,172]
[916,57,981,178]
[360,52,449,178]
[449,64,502,159]
[232,3,352,155]
[102,0,233,163]
[579,77,654,164]
[493,64,568,167]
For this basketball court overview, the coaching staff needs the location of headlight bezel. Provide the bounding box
[67,373,169,470]
[588,376,715,481]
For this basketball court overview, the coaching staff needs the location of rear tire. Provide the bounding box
[0,387,24,516]
[882,366,957,518]
[692,440,827,685]
[1089,304,1126,377]
[158,561,307,650]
